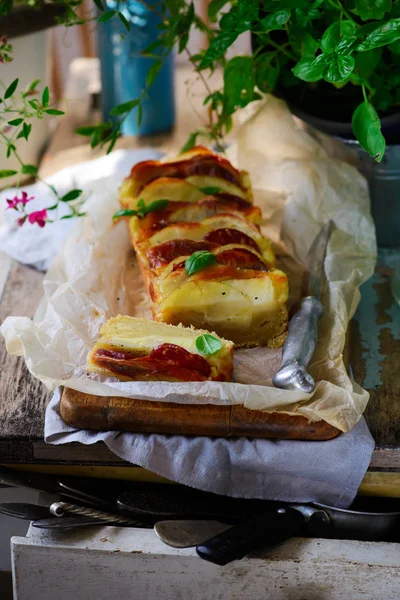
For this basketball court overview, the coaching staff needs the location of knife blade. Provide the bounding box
[272,220,334,393]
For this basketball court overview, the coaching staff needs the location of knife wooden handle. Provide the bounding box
[272,296,324,394]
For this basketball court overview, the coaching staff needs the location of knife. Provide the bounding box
[273,220,334,394]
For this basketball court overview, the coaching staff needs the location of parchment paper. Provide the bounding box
[1,96,377,432]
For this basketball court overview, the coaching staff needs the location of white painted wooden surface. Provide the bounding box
[12,526,400,600]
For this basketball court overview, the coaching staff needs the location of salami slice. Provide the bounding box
[92,344,211,381]
[203,228,259,252]
[147,239,217,269]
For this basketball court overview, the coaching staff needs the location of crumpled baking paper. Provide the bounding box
[0,96,377,432]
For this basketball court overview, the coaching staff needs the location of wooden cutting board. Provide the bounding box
[60,388,340,441]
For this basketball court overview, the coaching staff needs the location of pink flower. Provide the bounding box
[17,216,27,227]
[28,209,47,228]
[6,191,34,210]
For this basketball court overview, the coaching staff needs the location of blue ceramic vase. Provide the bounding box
[98,0,175,136]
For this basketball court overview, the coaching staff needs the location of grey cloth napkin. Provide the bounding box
[45,389,375,509]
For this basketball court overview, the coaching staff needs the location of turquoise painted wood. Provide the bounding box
[352,249,400,447]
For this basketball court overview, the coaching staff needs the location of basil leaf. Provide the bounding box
[137,199,169,217]
[321,21,357,53]
[110,99,139,116]
[354,48,383,78]
[76,126,98,136]
[223,56,255,115]
[61,189,83,202]
[388,38,400,52]
[301,34,320,57]
[199,187,221,195]
[324,54,355,83]
[260,10,291,32]
[355,0,392,21]
[195,334,222,355]
[356,18,400,51]
[292,54,328,82]
[4,78,18,99]
[185,251,217,276]
[112,209,137,219]
[352,101,386,161]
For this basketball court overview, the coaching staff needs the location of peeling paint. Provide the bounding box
[354,249,400,390]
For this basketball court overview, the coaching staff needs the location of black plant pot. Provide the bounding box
[0,5,66,38]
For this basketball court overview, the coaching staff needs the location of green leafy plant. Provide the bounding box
[78,0,400,162]
[3,0,400,227]
[0,75,85,226]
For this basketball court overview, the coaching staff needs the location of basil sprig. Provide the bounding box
[185,250,217,276]
[113,198,169,220]
[195,334,222,355]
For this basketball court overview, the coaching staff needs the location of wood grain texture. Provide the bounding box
[12,528,400,600]
[351,250,400,450]
[60,388,340,441]
[0,261,50,440]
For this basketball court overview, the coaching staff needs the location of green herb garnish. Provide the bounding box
[199,186,221,195]
[185,250,217,276]
[113,198,169,220]
[195,334,222,356]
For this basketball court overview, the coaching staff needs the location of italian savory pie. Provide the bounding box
[118,146,289,349]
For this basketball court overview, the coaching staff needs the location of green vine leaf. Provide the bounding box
[110,99,140,116]
[185,250,217,276]
[42,86,50,107]
[199,31,239,69]
[223,56,255,115]
[118,11,131,32]
[352,100,386,161]
[255,52,280,93]
[0,170,18,178]
[21,164,38,175]
[4,78,18,100]
[45,109,65,116]
[98,10,116,22]
[180,131,200,153]
[146,61,163,88]
[7,118,23,127]
[61,189,83,202]
[208,0,229,21]
[195,334,222,355]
